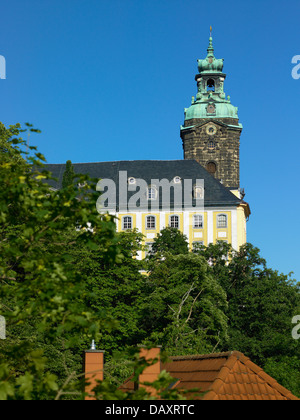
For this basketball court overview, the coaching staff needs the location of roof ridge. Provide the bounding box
[170,351,236,361]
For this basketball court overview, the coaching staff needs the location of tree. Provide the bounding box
[141,253,228,355]
[62,160,76,189]
[150,227,189,257]
[194,241,300,397]
[0,124,121,399]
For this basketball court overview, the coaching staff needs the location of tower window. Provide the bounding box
[208,140,216,151]
[170,215,180,229]
[206,161,217,174]
[217,214,228,229]
[207,79,215,92]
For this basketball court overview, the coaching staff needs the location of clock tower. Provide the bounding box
[180,34,242,191]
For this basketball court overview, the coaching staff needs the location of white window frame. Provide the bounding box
[193,214,203,229]
[217,214,228,229]
[147,186,157,201]
[146,215,156,230]
[194,186,204,199]
[122,216,133,230]
[169,215,180,229]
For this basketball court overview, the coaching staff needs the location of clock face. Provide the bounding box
[206,124,217,135]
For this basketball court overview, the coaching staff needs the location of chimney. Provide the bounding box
[138,346,161,397]
[84,341,104,400]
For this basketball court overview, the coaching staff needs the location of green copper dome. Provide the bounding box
[197,36,224,73]
[185,99,239,120]
[183,34,240,123]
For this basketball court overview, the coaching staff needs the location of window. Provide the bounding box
[207,140,216,151]
[148,187,157,200]
[206,161,217,174]
[193,215,203,229]
[128,177,136,185]
[217,214,227,229]
[173,176,181,184]
[146,215,156,230]
[122,216,133,230]
[194,186,204,199]
[207,79,215,92]
[170,215,179,228]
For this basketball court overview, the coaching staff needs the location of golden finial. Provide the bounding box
[210,26,212,37]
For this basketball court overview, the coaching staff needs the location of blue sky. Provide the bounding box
[1,0,300,282]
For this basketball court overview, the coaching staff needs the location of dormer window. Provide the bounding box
[128,177,136,185]
[147,186,157,200]
[173,176,182,184]
[194,186,204,199]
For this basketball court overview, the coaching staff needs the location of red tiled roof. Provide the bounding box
[121,351,299,400]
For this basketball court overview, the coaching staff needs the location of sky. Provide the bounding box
[0,0,300,282]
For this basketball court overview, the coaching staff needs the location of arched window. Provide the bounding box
[194,186,204,199]
[146,215,156,230]
[206,161,217,175]
[193,214,203,229]
[207,79,215,92]
[122,216,133,230]
[170,215,180,229]
[217,214,227,229]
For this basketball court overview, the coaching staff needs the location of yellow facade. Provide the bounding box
[116,207,248,259]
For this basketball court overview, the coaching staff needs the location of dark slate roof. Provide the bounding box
[43,160,241,210]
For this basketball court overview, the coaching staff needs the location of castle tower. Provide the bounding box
[180,32,243,191]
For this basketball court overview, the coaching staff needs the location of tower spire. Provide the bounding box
[207,27,214,56]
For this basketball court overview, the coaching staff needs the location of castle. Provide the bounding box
[46,34,250,259]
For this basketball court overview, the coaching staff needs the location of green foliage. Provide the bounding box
[194,241,300,397]
[62,160,76,189]
[1,122,299,399]
[141,253,228,355]
[0,123,121,399]
[150,227,189,257]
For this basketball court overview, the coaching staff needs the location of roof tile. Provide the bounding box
[122,351,299,400]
